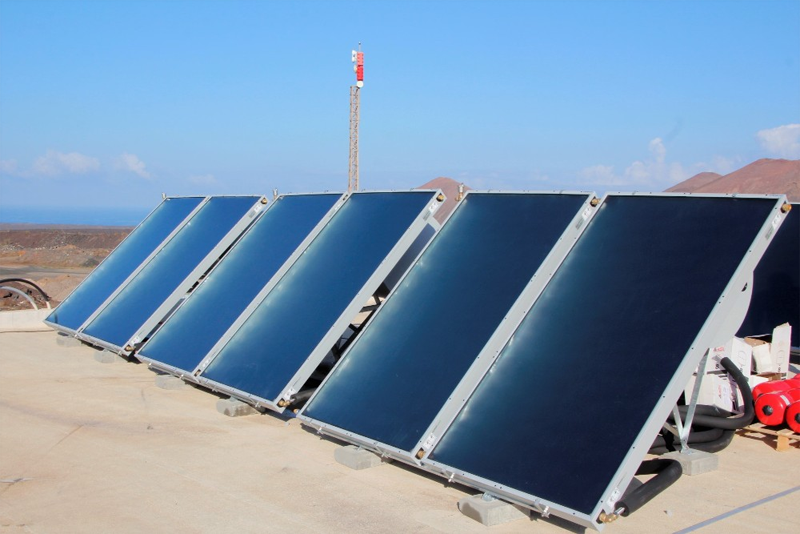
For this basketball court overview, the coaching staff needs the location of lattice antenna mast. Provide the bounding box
[348,44,364,193]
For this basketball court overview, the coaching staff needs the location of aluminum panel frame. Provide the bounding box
[75,196,266,354]
[134,192,347,376]
[44,196,208,338]
[297,191,600,464]
[191,190,445,413]
[419,192,789,531]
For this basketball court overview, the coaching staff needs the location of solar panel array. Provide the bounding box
[46,190,790,531]
[300,193,788,529]
[136,193,344,375]
[45,196,204,333]
[301,193,597,452]
[80,195,265,352]
[194,191,444,410]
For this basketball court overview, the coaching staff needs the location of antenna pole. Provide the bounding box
[348,44,364,193]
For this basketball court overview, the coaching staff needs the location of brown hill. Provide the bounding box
[0,227,130,269]
[417,177,471,224]
[666,159,800,201]
[665,171,721,193]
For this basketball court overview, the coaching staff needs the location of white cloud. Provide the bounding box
[578,164,622,186]
[188,174,217,185]
[0,159,17,174]
[32,150,100,176]
[649,137,666,164]
[115,153,152,179]
[757,124,800,158]
[578,138,696,190]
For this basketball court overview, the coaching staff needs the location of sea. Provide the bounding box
[0,206,151,227]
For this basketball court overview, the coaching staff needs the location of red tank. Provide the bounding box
[786,401,800,433]
[752,375,800,400]
[755,388,800,426]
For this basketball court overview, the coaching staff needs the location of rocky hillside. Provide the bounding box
[0,225,131,269]
[666,158,800,201]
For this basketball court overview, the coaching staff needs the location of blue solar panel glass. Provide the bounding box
[45,197,203,331]
[738,204,799,347]
[200,191,436,402]
[81,196,260,348]
[429,196,776,516]
[302,193,590,451]
[137,194,341,372]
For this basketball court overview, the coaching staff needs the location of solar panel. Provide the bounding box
[737,203,799,347]
[79,196,265,353]
[421,194,787,530]
[135,193,344,375]
[193,190,444,411]
[45,196,204,334]
[299,192,598,457]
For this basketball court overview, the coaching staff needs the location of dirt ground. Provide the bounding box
[0,225,128,310]
[0,331,798,534]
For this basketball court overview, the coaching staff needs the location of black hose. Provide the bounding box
[288,388,315,407]
[616,459,682,516]
[0,278,51,302]
[650,426,725,451]
[649,357,753,454]
[672,357,754,430]
[690,429,735,454]
[669,405,733,419]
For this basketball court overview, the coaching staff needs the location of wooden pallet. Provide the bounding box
[739,423,799,452]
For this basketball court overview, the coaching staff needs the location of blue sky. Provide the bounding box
[1,0,799,217]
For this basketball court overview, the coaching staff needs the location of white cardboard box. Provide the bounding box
[684,373,742,413]
[771,323,792,376]
[684,337,752,413]
[746,336,774,373]
[704,337,752,375]
[745,323,793,376]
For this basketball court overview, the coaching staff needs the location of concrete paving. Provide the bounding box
[1,331,798,534]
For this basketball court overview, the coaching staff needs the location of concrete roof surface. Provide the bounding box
[1,331,798,534]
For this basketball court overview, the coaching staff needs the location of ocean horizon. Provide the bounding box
[0,205,151,227]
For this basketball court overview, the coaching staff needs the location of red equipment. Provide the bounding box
[786,401,800,433]
[752,375,800,400]
[755,388,800,426]
[356,51,364,82]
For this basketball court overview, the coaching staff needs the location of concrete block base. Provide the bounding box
[334,445,387,470]
[457,494,528,526]
[56,334,82,347]
[155,375,187,390]
[0,308,51,332]
[663,449,719,476]
[94,350,122,363]
[216,397,257,417]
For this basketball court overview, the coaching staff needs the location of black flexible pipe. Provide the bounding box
[288,388,315,406]
[649,428,735,455]
[650,426,725,451]
[670,357,754,430]
[649,357,753,454]
[690,429,735,454]
[669,405,733,419]
[616,459,682,517]
[693,357,753,429]
[0,278,51,302]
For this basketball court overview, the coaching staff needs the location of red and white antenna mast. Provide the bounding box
[348,43,364,192]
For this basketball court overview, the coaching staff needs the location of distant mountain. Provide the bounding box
[417,177,471,224]
[666,158,800,201]
[665,171,721,193]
